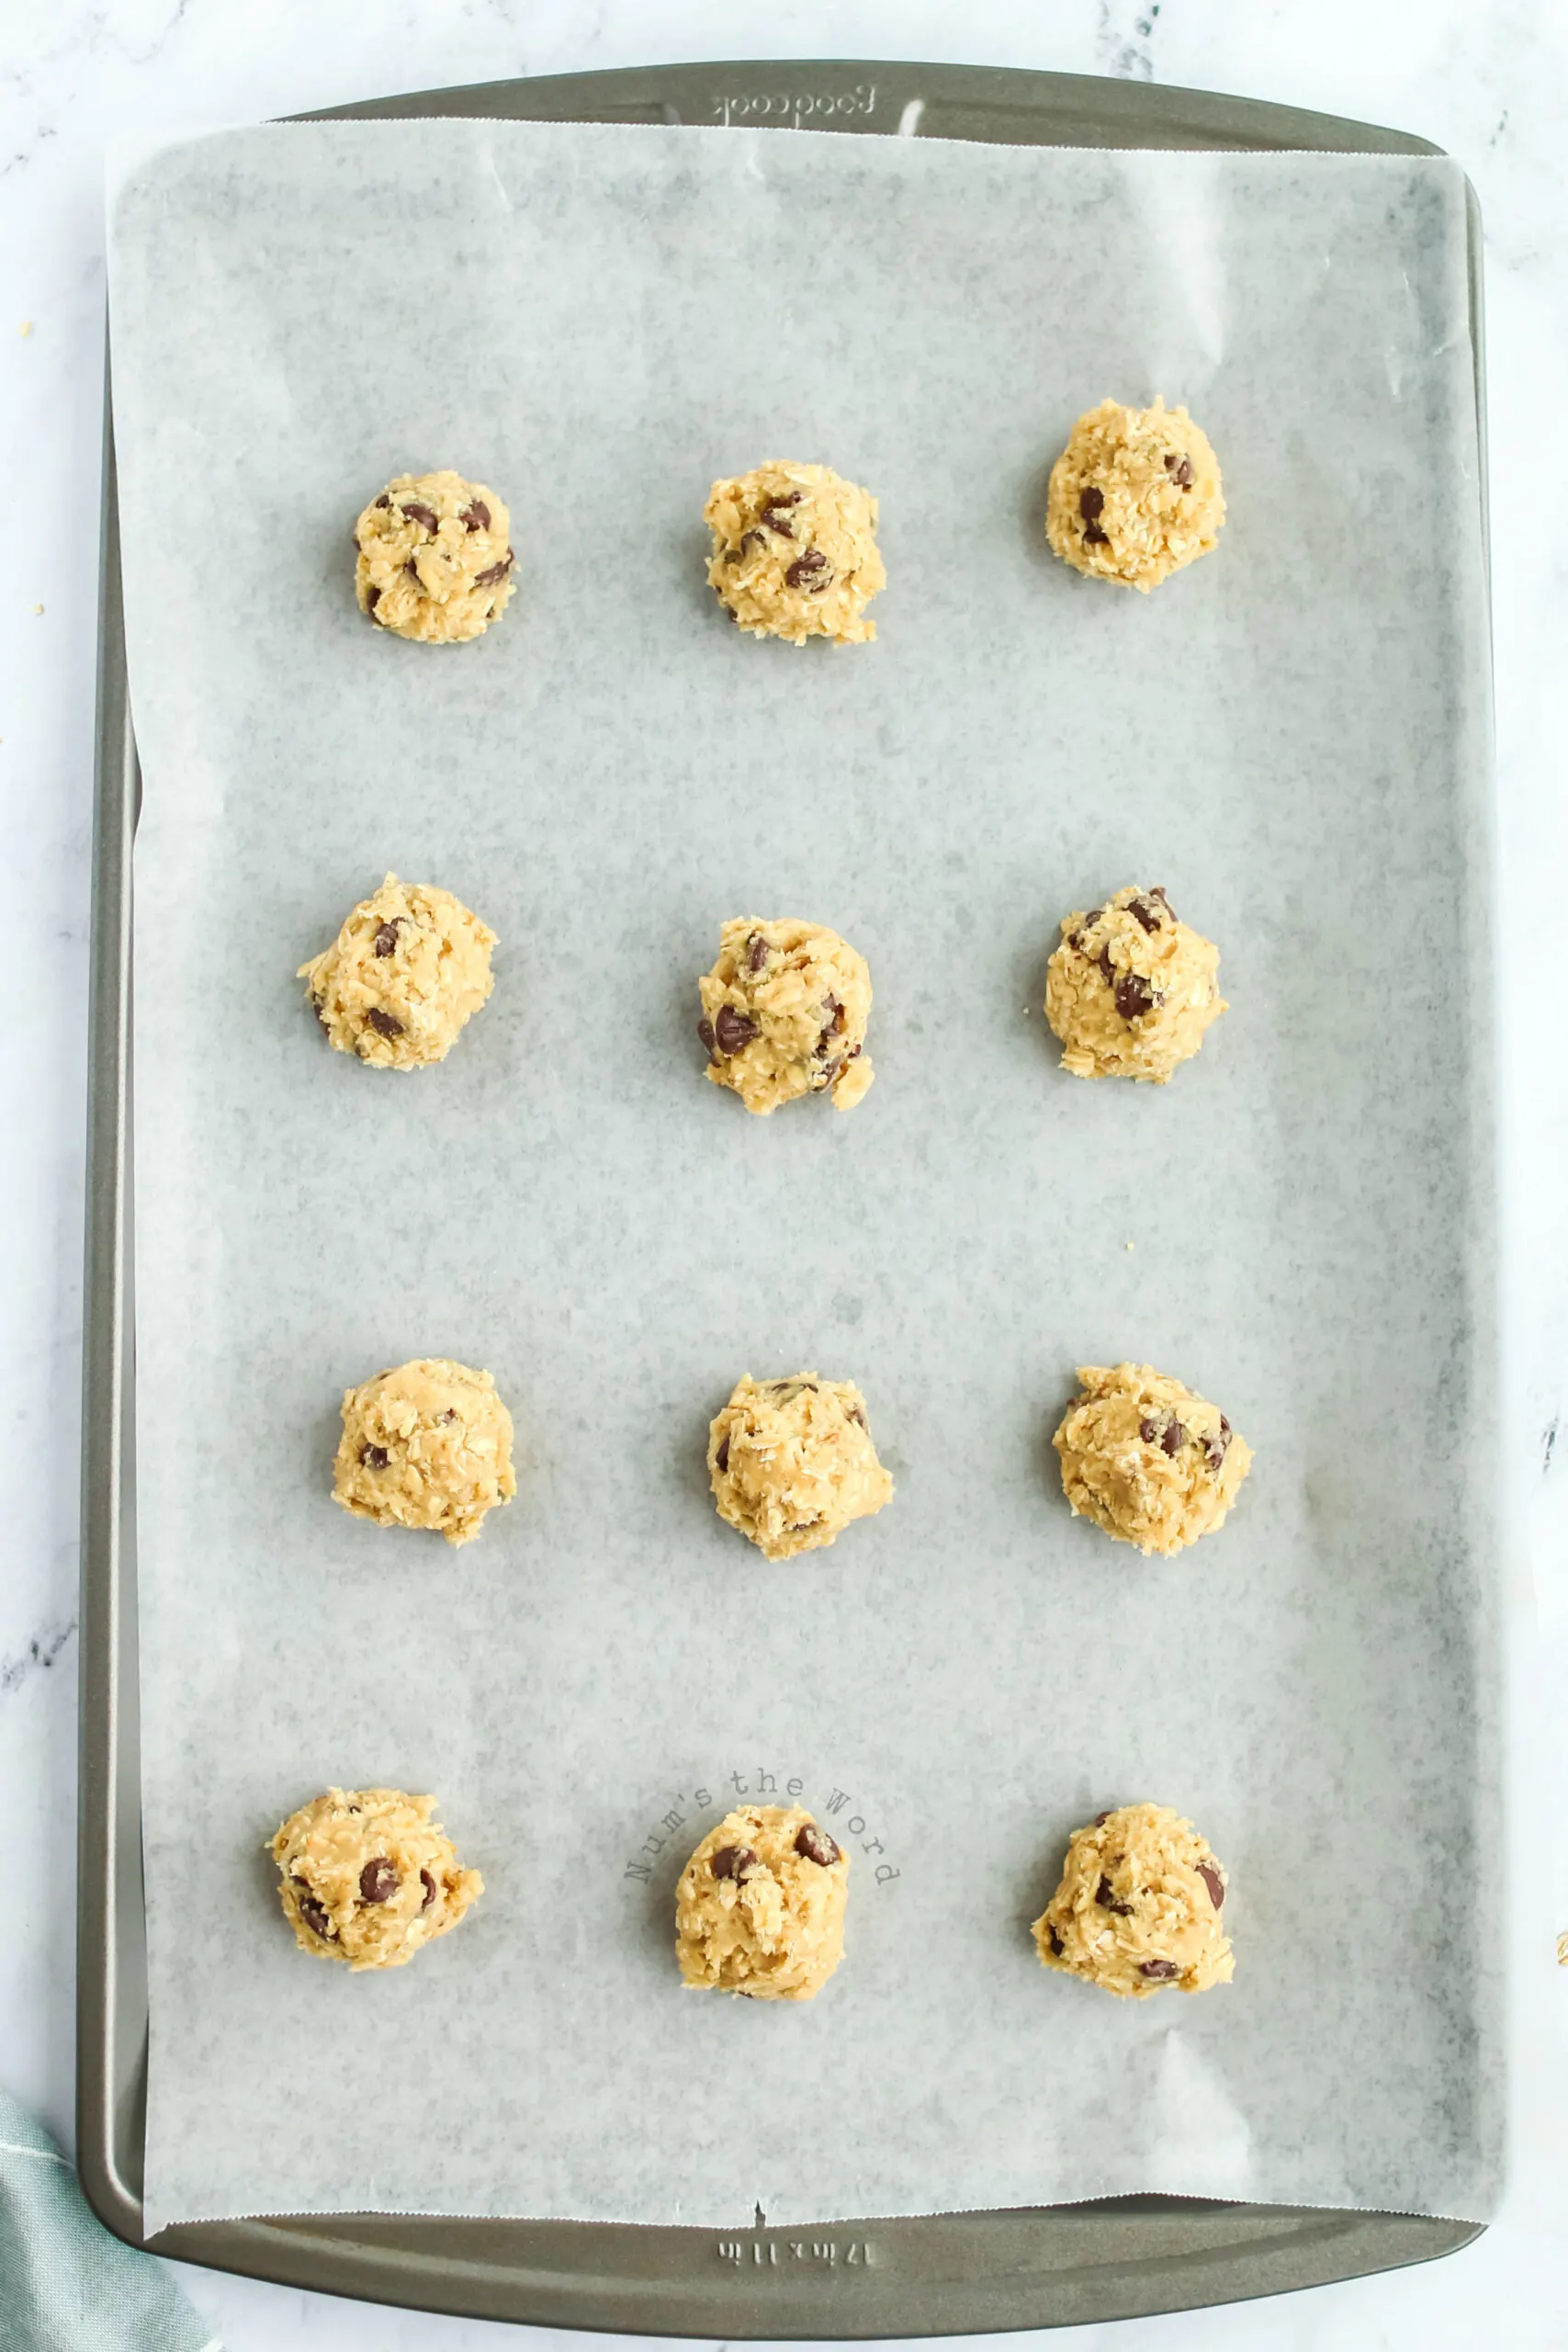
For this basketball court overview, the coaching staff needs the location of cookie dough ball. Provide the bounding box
[676,1804,849,2000]
[1046,399,1224,592]
[697,918,874,1114]
[1054,1363,1251,1557]
[334,1359,515,1546]
[1044,886,1225,1084]
[1032,1803,1232,1998]
[708,1373,892,1560]
[354,469,515,643]
[299,874,496,1069]
[270,1787,482,1971]
[705,462,885,645]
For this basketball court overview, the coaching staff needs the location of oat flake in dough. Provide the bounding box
[1032,1802,1232,1998]
[709,1373,892,1560]
[1054,1363,1251,1556]
[334,1358,516,1545]
[1045,399,1224,592]
[705,462,885,644]
[675,1804,850,2000]
[270,1787,483,1971]
[697,918,874,1114]
[354,469,515,643]
[1044,885,1225,1084]
[299,874,496,1069]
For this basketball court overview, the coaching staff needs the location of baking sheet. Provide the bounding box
[106,119,1499,2236]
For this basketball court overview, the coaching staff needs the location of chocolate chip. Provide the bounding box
[474,551,513,587]
[1082,522,1109,546]
[374,492,390,509]
[360,1443,390,1469]
[1097,1876,1134,1916]
[420,1869,436,1909]
[712,1845,759,1881]
[311,994,329,1031]
[359,1857,399,1904]
[366,585,381,612]
[1114,972,1156,1021]
[696,1015,717,1061]
[1078,485,1105,521]
[1160,1420,1184,1457]
[1149,886,1174,914]
[1129,896,1163,934]
[1139,1419,1158,1443]
[292,1882,335,1940]
[1205,1424,1232,1472]
[748,932,770,973]
[459,499,491,532]
[372,921,400,957]
[438,1408,457,1424]
[1098,948,1115,986]
[403,559,421,581]
[715,1434,730,1475]
[400,501,439,532]
[366,1006,403,1037]
[785,548,829,589]
[1198,1862,1225,1909]
[795,1824,840,1867]
[714,1003,758,1057]
[1164,453,1194,488]
[761,493,801,536]
[1046,1923,1064,1956]
[849,1405,866,1429]
[736,529,764,559]
[1094,1811,1111,1826]
[1139,1959,1179,1980]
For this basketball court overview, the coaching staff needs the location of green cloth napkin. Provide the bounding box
[0,2091,217,2352]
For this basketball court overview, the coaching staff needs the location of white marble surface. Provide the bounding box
[5,1,1568,2343]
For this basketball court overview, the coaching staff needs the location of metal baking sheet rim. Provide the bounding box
[76,58,1492,2336]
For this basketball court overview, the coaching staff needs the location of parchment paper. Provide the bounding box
[107,120,1501,2234]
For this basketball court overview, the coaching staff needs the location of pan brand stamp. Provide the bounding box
[716,2237,877,2267]
[708,84,877,127]
[623,1771,900,1884]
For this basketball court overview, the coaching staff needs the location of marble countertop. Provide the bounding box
[6,2,1568,2344]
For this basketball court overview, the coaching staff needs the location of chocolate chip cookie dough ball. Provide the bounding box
[271,1787,483,1971]
[697,918,873,1114]
[676,1805,849,2000]
[1032,1803,1232,1998]
[705,462,885,644]
[1054,1363,1251,1557]
[299,874,496,1069]
[334,1359,515,1546]
[1045,400,1224,592]
[1044,886,1224,1084]
[354,469,515,642]
[708,1373,892,1560]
